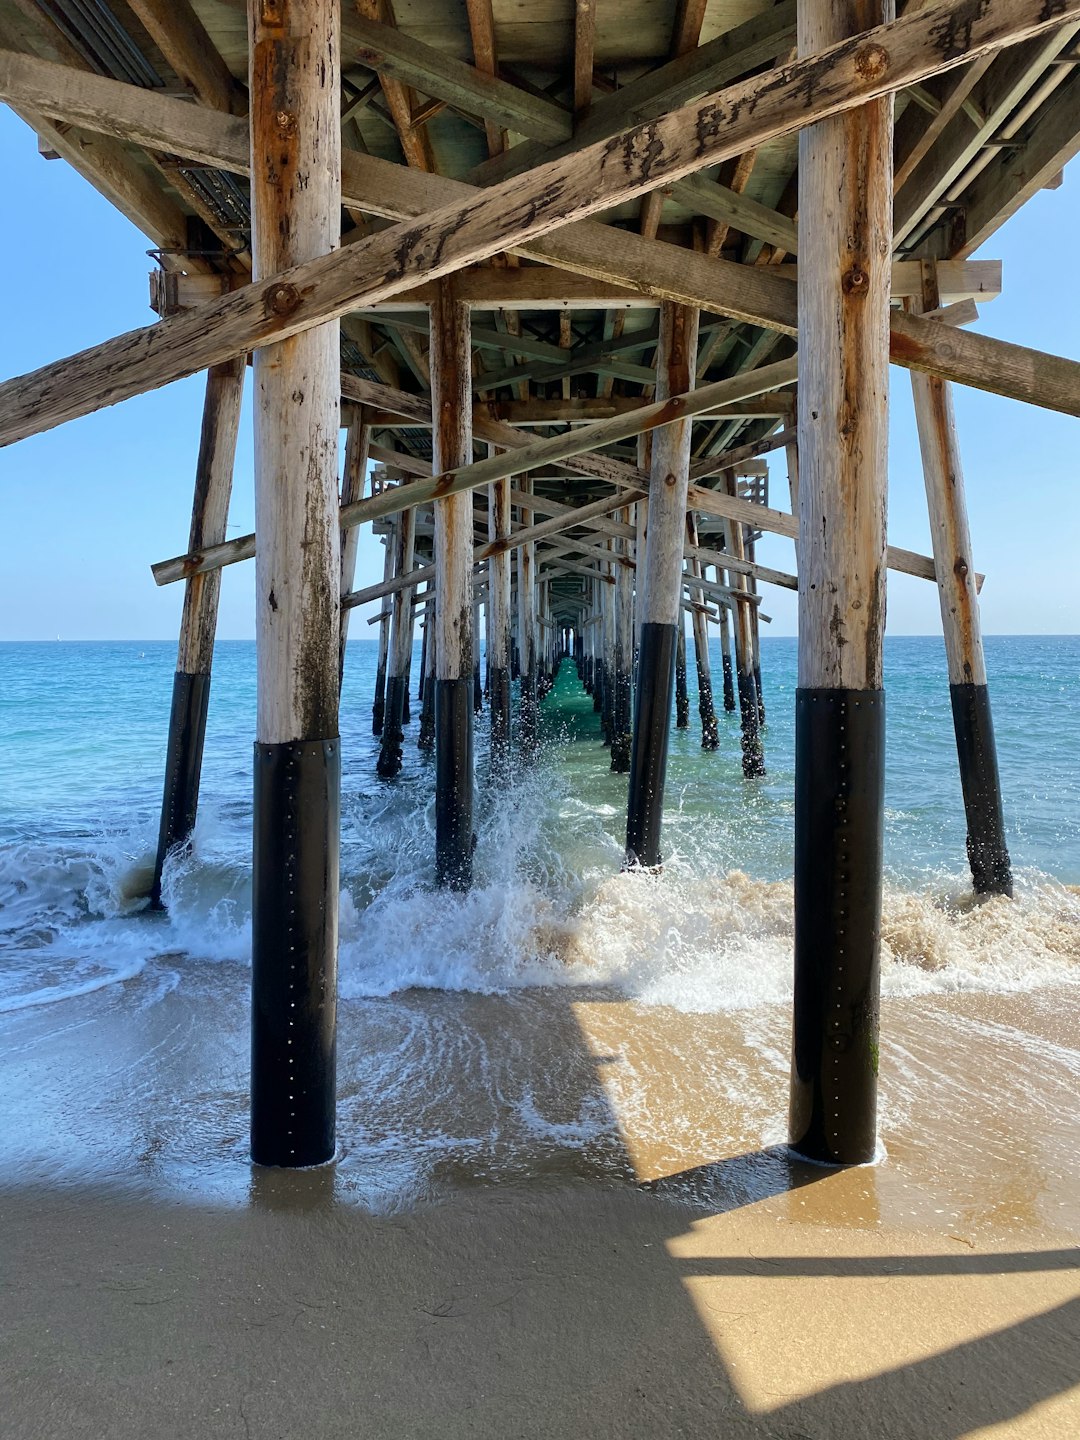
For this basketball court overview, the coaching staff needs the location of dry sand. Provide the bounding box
[2,970,1078,1438]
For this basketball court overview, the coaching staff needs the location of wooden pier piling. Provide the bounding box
[431,282,475,889]
[151,354,245,908]
[909,276,1012,897]
[376,508,416,779]
[687,515,720,750]
[611,508,634,772]
[626,301,699,868]
[789,0,893,1168]
[675,628,690,730]
[721,474,766,778]
[338,410,371,689]
[517,478,540,758]
[488,475,513,766]
[718,597,737,712]
[249,0,341,1168]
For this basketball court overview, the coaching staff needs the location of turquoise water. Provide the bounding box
[0,635,1078,1015]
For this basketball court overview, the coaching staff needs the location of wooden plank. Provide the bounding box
[463,0,504,156]
[894,26,1079,245]
[468,0,798,187]
[573,0,596,122]
[347,10,572,145]
[338,410,372,672]
[355,0,434,171]
[0,60,1003,339]
[672,174,800,254]
[2,0,1077,445]
[956,68,1080,255]
[126,0,245,114]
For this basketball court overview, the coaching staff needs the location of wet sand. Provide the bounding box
[2,968,1079,1438]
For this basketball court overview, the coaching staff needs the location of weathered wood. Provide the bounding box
[348,10,573,146]
[376,506,417,779]
[126,0,245,114]
[516,478,540,758]
[957,67,1080,257]
[717,590,736,712]
[625,302,699,867]
[611,505,634,771]
[371,528,394,735]
[3,0,1075,444]
[431,283,474,889]
[151,355,245,908]
[249,0,340,1171]
[338,412,372,683]
[909,281,1012,896]
[790,0,892,1170]
[686,514,719,751]
[719,473,764,779]
[488,466,512,764]
[354,0,434,172]
[343,360,799,526]
[573,0,596,122]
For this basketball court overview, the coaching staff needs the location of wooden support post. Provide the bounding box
[418,611,436,751]
[600,548,616,745]
[721,474,765,777]
[249,0,341,1169]
[790,0,892,1168]
[687,515,720,750]
[593,578,610,714]
[909,279,1012,896]
[518,477,540,757]
[717,591,737,712]
[431,282,475,889]
[339,410,371,688]
[375,509,416,778]
[746,533,767,726]
[626,301,699,868]
[488,473,513,766]
[472,586,483,713]
[151,355,244,908]
[611,507,634,772]
[675,627,691,729]
[371,527,394,734]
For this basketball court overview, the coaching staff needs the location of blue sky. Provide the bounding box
[0,105,1076,640]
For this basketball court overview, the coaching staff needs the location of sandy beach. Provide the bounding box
[3,967,1079,1439]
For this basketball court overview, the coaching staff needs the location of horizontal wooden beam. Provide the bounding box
[346,11,572,146]
[2,0,1074,445]
[154,359,798,584]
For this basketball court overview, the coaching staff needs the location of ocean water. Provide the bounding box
[1,635,1078,1213]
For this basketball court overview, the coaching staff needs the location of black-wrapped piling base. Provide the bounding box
[950,682,1013,897]
[376,675,407,778]
[371,663,387,736]
[611,665,632,773]
[722,653,736,712]
[697,673,719,751]
[519,674,540,761]
[737,670,766,777]
[754,663,766,726]
[489,665,512,769]
[675,631,690,729]
[251,739,339,1168]
[418,674,436,752]
[151,669,211,908]
[789,689,884,1167]
[625,622,676,869]
[435,678,474,891]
